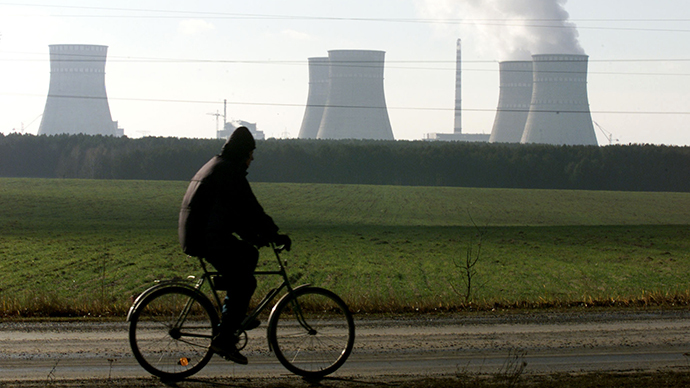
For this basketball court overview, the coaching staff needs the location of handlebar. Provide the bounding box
[271,242,288,254]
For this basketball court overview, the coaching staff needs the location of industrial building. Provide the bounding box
[299,50,394,140]
[521,54,597,146]
[424,39,490,142]
[489,54,598,146]
[217,119,265,141]
[38,44,123,137]
[298,57,329,139]
[453,39,463,134]
[298,40,599,145]
[489,61,534,143]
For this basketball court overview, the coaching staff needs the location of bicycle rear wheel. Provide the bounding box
[128,285,218,380]
[268,287,355,378]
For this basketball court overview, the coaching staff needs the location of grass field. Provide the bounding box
[1,177,690,317]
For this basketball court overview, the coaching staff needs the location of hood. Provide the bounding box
[220,126,256,160]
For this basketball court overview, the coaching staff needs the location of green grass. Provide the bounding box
[1,177,690,317]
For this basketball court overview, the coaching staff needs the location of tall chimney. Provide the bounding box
[298,57,329,139]
[317,50,394,140]
[38,44,118,136]
[521,54,597,146]
[489,61,534,143]
[453,39,462,134]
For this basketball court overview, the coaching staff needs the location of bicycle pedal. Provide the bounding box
[236,331,248,350]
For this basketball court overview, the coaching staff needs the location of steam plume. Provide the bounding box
[417,0,585,60]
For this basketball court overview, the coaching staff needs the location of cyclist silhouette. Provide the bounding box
[178,126,291,364]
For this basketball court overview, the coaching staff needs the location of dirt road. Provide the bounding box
[2,310,690,382]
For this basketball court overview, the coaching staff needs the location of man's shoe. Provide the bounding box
[216,346,248,365]
[210,334,248,365]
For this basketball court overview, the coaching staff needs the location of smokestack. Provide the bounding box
[38,44,119,136]
[317,50,394,140]
[453,39,462,134]
[521,54,597,146]
[489,61,534,143]
[298,57,329,139]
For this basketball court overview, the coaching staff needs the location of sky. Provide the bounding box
[0,0,689,146]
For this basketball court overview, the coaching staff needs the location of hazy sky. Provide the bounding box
[1,1,689,145]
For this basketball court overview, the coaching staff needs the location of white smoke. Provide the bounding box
[416,0,585,60]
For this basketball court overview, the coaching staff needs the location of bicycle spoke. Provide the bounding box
[269,287,354,377]
[129,286,217,380]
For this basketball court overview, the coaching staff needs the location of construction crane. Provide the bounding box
[593,121,618,146]
[12,114,42,134]
[207,110,223,132]
[207,100,228,138]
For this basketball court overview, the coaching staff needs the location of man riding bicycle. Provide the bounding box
[178,126,291,364]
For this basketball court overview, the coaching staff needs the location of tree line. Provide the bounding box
[1,133,689,192]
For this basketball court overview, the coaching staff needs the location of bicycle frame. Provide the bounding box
[126,243,314,348]
[128,241,354,380]
[192,244,312,334]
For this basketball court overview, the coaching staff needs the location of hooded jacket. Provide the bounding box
[178,128,279,257]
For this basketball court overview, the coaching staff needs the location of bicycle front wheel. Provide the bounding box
[129,286,219,380]
[268,287,355,378]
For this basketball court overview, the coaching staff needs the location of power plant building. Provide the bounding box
[424,39,489,142]
[305,50,394,140]
[217,119,265,140]
[453,39,462,134]
[298,57,329,139]
[489,61,534,143]
[521,54,597,146]
[39,44,123,137]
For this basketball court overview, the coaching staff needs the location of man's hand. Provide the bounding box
[274,234,292,251]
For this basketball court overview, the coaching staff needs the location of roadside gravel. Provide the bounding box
[3,309,690,387]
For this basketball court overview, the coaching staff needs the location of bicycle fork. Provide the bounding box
[290,298,317,335]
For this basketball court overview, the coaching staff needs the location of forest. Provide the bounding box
[1,133,689,192]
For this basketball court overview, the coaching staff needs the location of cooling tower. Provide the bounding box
[298,57,329,139]
[521,54,597,146]
[38,44,118,136]
[317,50,394,140]
[453,39,462,134]
[489,61,534,143]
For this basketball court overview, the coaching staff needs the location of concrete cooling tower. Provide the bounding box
[39,44,120,136]
[316,50,394,140]
[521,54,597,146]
[298,57,329,139]
[489,61,534,143]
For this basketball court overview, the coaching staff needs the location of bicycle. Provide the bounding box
[126,243,355,381]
